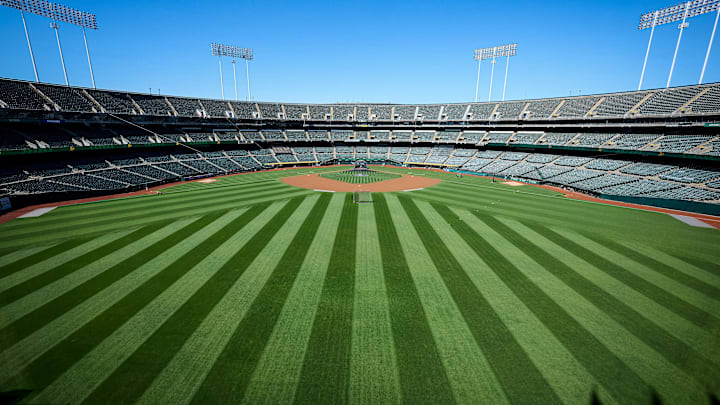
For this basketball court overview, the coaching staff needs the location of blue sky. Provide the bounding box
[0,0,718,103]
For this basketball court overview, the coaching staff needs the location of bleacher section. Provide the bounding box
[2,79,719,121]
[2,78,720,206]
[35,84,96,113]
[257,103,281,119]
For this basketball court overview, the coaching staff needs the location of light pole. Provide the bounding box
[50,18,68,85]
[489,56,496,101]
[245,57,251,101]
[667,2,691,88]
[637,0,719,89]
[211,43,253,101]
[473,49,482,102]
[17,8,39,82]
[1,1,98,86]
[232,59,238,101]
[638,10,659,90]
[700,3,720,83]
[473,43,517,102]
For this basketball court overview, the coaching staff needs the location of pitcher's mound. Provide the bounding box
[282,172,440,192]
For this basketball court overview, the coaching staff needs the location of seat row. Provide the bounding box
[2,79,719,120]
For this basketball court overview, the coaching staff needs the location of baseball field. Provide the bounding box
[0,165,718,404]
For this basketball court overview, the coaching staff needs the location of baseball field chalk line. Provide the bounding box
[314,189,336,193]
[19,206,57,218]
[668,214,715,228]
[403,188,425,192]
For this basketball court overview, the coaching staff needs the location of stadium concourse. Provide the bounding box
[1,78,720,405]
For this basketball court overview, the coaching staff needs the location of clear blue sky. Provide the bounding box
[1,0,719,104]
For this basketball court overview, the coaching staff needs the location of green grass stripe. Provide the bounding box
[0,183,286,238]
[0,217,205,348]
[632,245,720,288]
[138,196,318,404]
[293,193,358,405]
[464,212,706,404]
[319,170,401,184]
[0,229,138,295]
[504,220,720,370]
[415,185,640,237]
[550,228,720,327]
[0,180,291,228]
[0,237,94,281]
[349,203,402,405]
[373,194,455,405]
[18,207,280,405]
[389,193,506,405]
[0,185,302,245]
[581,232,720,304]
[79,197,307,405]
[0,222,169,310]
[665,250,720,277]
[419,201,609,405]
[412,182,720,254]
[3,189,312,250]
[137,195,318,402]
[449,208,652,404]
[166,195,330,404]
[237,193,345,405]
[0,183,291,237]
[0,211,247,388]
[30,209,271,404]
[0,207,263,393]
[399,195,558,404]
[0,245,59,269]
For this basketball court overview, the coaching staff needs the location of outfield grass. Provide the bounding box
[320,169,401,184]
[0,166,719,404]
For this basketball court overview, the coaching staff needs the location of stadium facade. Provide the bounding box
[1,77,719,213]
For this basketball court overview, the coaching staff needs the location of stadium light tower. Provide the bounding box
[1,1,98,87]
[0,0,98,87]
[211,43,253,101]
[474,43,517,102]
[473,50,482,102]
[637,0,720,89]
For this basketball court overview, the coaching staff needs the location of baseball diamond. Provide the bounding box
[1,1,720,402]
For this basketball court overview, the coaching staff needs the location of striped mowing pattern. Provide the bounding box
[0,168,718,404]
[320,170,401,184]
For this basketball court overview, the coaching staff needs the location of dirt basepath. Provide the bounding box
[282,172,441,192]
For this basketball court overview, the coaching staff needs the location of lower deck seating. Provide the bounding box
[2,145,719,204]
